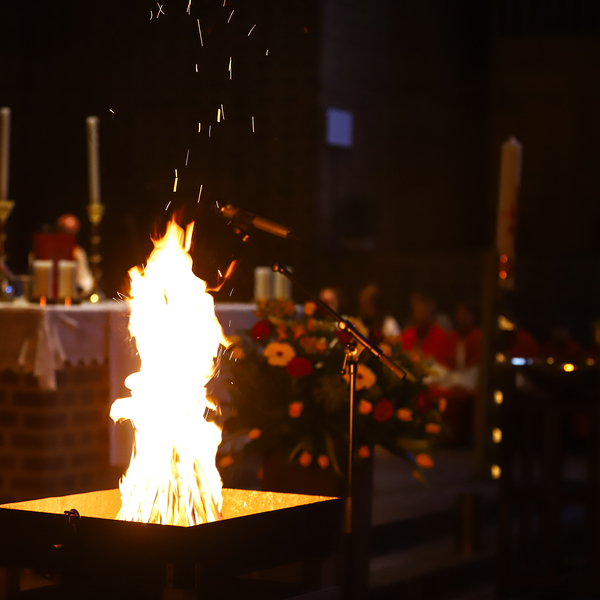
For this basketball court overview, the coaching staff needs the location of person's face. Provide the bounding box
[319,288,339,312]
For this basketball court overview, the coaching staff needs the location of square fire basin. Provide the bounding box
[0,489,341,587]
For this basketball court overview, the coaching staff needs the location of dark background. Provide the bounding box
[1,0,600,344]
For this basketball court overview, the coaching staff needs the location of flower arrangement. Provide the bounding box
[211,300,444,478]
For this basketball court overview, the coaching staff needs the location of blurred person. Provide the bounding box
[55,214,94,296]
[357,283,401,340]
[318,286,346,315]
[541,323,583,363]
[443,300,481,391]
[401,291,449,364]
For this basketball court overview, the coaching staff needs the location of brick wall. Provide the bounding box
[0,362,116,503]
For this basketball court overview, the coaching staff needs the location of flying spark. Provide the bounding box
[109,109,115,114]
[150,11,153,19]
[218,270,223,278]
[198,122,201,132]
[217,109,221,123]
[248,24,257,36]
[165,201,171,210]
[216,201,219,208]
[266,49,269,56]
[229,288,234,296]
[228,57,232,79]
[157,2,165,17]
[197,184,203,203]
[173,169,178,192]
[220,104,225,119]
[209,125,212,137]
[252,116,255,132]
[186,0,191,14]
[227,9,234,23]
[185,149,190,166]
[195,64,198,72]
[197,19,203,46]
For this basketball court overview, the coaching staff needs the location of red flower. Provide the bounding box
[250,319,271,340]
[416,390,433,414]
[286,357,313,377]
[373,399,394,423]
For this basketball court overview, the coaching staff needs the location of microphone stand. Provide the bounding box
[227,221,414,599]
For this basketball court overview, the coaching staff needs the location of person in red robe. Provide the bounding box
[401,292,449,364]
[444,300,481,370]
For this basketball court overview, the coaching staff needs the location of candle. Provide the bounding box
[0,107,10,200]
[86,116,101,205]
[254,266,271,302]
[274,267,292,300]
[496,136,522,260]
[58,260,77,301]
[32,260,53,300]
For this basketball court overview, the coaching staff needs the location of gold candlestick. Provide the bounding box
[0,199,14,298]
[87,202,105,297]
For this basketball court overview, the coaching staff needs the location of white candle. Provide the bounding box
[496,136,522,260]
[33,260,54,300]
[86,116,101,205]
[0,107,10,201]
[274,267,292,300]
[58,260,77,300]
[254,266,271,302]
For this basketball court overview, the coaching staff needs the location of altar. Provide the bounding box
[0,301,259,503]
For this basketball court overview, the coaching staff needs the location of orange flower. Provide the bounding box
[292,324,306,339]
[231,346,245,360]
[397,408,413,421]
[299,451,312,467]
[276,324,288,340]
[219,456,234,468]
[264,342,296,366]
[304,301,317,316]
[288,401,304,418]
[358,445,370,458]
[380,343,393,357]
[306,318,317,331]
[317,455,330,469]
[248,428,262,440]
[425,423,441,434]
[343,363,376,390]
[358,400,373,415]
[416,453,434,469]
[438,398,447,413]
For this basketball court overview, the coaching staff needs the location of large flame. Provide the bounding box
[110,220,227,526]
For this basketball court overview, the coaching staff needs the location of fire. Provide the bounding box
[110,220,227,526]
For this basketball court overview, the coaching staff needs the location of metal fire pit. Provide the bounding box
[0,488,341,597]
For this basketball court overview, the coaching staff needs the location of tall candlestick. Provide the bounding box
[496,136,522,261]
[86,116,101,205]
[0,108,10,201]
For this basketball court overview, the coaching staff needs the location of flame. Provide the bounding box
[110,220,227,526]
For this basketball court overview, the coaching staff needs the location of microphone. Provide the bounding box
[221,204,296,239]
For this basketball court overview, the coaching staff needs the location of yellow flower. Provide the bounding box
[344,364,376,390]
[317,455,330,469]
[416,453,434,469]
[425,423,441,434]
[358,400,373,415]
[299,451,312,467]
[304,301,317,316]
[358,445,370,458]
[248,428,262,440]
[397,408,413,421]
[219,456,234,468]
[288,401,304,418]
[438,398,447,413]
[264,342,296,366]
